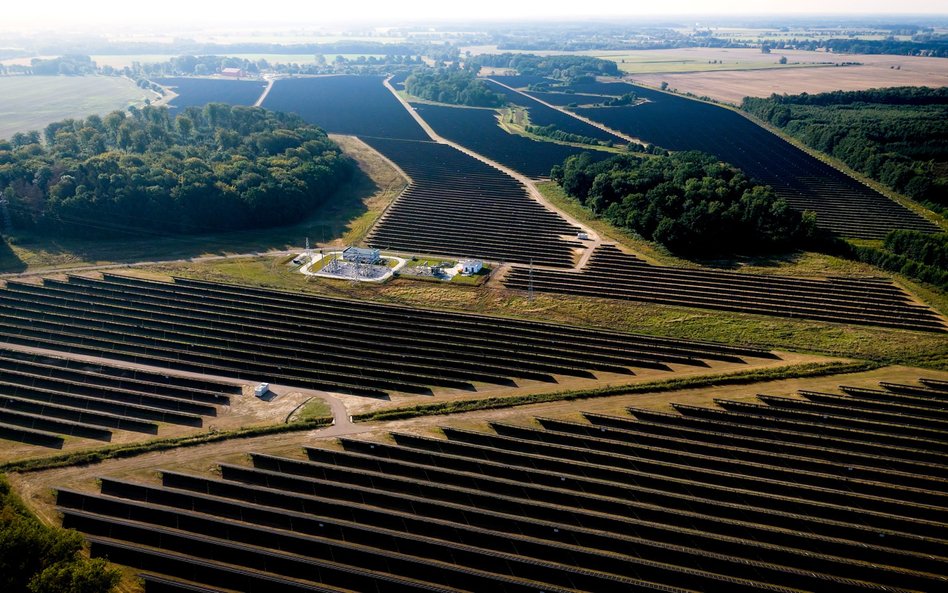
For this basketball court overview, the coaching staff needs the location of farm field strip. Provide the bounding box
[0,275,769,399]
[503,244,946,333]
[0,345,232,449]
[57,379,948,592]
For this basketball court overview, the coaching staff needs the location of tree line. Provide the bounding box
[742,87,948,212]
[0,104,353,238]
[1,475,119,593]
[552,151,816,255]
[405,68,505,107]
[470,54,620,83]
[843,230,948,290]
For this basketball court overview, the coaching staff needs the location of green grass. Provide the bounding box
[353,361,879,422]
[293,398,332,422]
[0,76,153,140]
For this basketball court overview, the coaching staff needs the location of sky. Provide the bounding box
[3,0,947,29]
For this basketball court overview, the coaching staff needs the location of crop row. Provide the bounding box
[363,137,582,267]
[58,379,948,592]
[0,345,232,449]
[504,244,946,332]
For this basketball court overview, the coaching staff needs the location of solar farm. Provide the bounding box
[1,66,946,593]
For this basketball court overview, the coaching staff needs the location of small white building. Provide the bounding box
[458,259,483,275]
[254,383,270,398]
[342,246,381,265]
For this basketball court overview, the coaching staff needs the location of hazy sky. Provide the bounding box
[4,0,948,28]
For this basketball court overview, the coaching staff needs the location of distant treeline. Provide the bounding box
[470,54,620,83]
[552,151,816,255]
[0,54,97,76]
[0,474,120,593]
[0,104,353,238]
[405,68,505,107]
[767,37,948,57]
[742,87,948,212]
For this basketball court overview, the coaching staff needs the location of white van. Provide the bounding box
[254,383,270,398]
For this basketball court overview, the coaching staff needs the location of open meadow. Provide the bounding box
[0,75,154,139]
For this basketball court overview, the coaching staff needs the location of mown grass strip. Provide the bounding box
[353,361,879,422]
[1,416,332,474]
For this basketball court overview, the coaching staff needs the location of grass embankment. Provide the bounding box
[496,106,623,153]
[135,259,948,370]
[0,134,406,274]
[354,361,879,422]
[0,417,332,474]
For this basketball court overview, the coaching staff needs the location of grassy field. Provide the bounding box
[0,76,153,140]
[132,258,948,370]
[0,134,407,274]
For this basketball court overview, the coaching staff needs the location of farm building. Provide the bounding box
[342,246,381,264]
[220,67,244,78]
[459,259,483,275]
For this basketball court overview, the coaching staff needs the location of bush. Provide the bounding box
[552,151,816,255]
[0,475,119,593]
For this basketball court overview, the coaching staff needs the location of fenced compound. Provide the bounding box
[57,378,948,592]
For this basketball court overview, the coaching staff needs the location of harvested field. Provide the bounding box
[53,376,948,592]
[261,75,429,140]
[363,137,582,266]
[628,49,948,104]
[504,244,947,333]
[154,77,267,111]
[0,274,774,402]
[565,84,939,239]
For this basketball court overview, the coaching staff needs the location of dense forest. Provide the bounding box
[845,230,948,290]
[0,475,119,593]
[470,54,620,82]
[553,151,816,255]
[742,87,948,212]
[767,37,948,57]
[405,69,505,107]
[0,104,353,238]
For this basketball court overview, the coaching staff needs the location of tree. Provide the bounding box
[779,56,788,64]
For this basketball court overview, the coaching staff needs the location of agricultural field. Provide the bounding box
[504,244,948,333]
[0,75,154,139]
[155,77,268,110]
[629,49,948,104]
[262,75,429,140]
[363,137,582,266]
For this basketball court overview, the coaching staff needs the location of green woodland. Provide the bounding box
[405,69,505,107]
[742,87,948,213]
[0,476,119,593]
[0,104,353,238]
[552,151,816,255]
